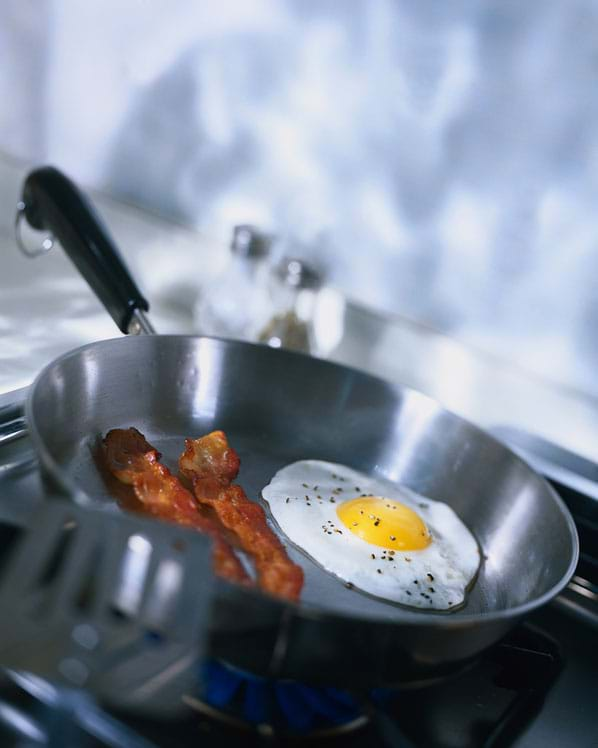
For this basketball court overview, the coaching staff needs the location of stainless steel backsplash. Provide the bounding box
[1,0,598,397]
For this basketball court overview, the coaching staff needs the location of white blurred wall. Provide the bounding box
[2,0,598,397]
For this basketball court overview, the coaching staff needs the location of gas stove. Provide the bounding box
[0,396,596,748]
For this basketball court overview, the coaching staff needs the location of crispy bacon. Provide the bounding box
[179,429,240,486]
[179,431,304,601]
[103,428,250,585]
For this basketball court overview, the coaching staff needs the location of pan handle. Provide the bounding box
[17,166,154,335]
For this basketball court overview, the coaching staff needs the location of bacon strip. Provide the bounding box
[103,428,250,585]
[179,431,304,601]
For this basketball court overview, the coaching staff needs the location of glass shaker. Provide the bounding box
[194,225,274,341]
[258,257,322,354]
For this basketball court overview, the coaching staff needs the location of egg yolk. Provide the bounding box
[337,497,431,551]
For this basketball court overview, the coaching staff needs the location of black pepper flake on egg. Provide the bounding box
[329,498,336,503]
[419,503,428,509]
[307,502,311,506]
[285,498,289,503]
[374,519,380,527]
[355,486,360,491]
[406,590,412,596]
[327,531,332,535]
[389,535,396,541]
[428,587,435,593]
[302,483,309,488]
[345,582,354,589]
[332,473,338,479]
[371,553,376,559]
[427,573,434,581]
[377,569,382,574]
[405,557,412,562]
[448,602,453,606]
[413,580,418,585]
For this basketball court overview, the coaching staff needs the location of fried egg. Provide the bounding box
[262,460,480,610]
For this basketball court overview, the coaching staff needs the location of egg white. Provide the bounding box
[262,460,480,610]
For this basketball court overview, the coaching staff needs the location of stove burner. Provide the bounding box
[184,660,389,737]
[180,624,564,746]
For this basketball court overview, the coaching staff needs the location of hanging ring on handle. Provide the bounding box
[15,200,55,258]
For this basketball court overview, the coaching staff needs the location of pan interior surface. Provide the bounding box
[27,336,578,624]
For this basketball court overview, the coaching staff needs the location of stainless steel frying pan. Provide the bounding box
[15,167,578,689]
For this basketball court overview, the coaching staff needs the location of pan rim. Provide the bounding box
[25,334,580,629]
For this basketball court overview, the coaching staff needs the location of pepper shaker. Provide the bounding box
[258,257,322,354]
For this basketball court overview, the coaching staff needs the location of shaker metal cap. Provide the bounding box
[231,225,273,258]
[275,257,322,290]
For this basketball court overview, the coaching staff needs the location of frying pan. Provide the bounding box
[15,166,578,689]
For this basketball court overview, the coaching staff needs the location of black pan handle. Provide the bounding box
[19,166,152,334]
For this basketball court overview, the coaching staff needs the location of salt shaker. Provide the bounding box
[194,225,274,340]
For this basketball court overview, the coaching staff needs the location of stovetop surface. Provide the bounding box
[0,409,596,747]
[115,620,588,748]
[1,608,592,748]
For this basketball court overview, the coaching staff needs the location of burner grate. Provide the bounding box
[373,624,564,748]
